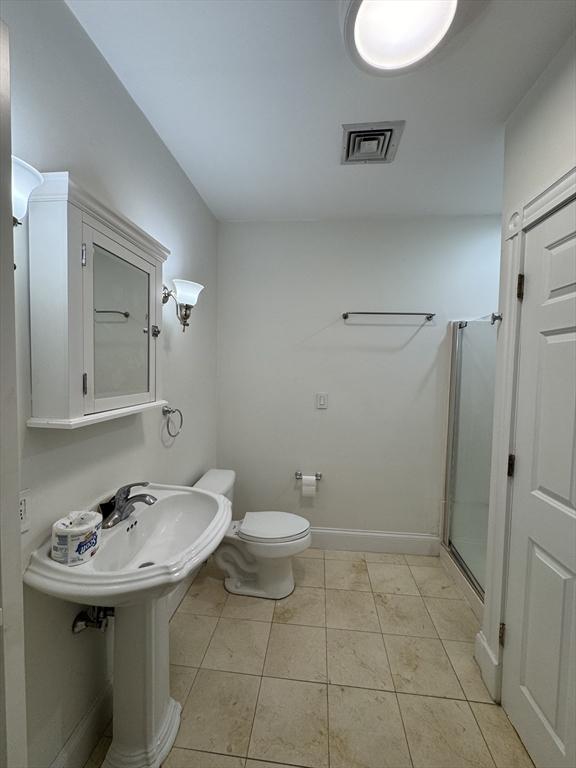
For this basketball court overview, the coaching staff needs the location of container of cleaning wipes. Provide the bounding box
[51,510,103,566]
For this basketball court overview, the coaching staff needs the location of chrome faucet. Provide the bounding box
[102,482,157,529]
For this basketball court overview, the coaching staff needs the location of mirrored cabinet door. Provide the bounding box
[83,226,157,414]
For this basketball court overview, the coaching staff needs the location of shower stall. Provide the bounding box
[444,316,498,597]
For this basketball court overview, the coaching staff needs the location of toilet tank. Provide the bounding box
[193,469,236,502]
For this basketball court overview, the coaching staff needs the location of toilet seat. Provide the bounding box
[238,511,310,544]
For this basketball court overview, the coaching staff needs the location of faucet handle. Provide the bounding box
[115,481,149,503]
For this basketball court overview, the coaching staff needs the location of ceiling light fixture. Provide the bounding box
[342,0,467,75]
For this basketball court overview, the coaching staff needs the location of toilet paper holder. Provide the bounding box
[295,472,323,481]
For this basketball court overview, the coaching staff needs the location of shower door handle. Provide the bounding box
[491,312,503,325]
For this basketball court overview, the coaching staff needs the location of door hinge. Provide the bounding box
[507,454,516,477]
[516,273,525,301]
[499,622,506,646]
[82,373,88,396]
[81,243,87,267]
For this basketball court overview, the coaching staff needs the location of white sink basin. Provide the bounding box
[24,482,231,768]
[25,483,231,606]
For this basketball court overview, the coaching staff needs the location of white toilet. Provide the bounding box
[194,469,311,599]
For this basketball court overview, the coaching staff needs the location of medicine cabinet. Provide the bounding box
[27,172,169,428]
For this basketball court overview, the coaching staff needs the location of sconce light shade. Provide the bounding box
[12,156,44,222]
[172,279,204,307]
[162,279,205,332]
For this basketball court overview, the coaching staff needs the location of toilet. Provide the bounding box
[193,469,311,599]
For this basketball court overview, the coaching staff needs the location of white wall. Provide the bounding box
[478,33,576,700]
[217,218,500,542]
[1,1,218,765]
[503,33,576,219]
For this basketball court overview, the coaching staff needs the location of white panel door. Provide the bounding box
[502,199,576,768]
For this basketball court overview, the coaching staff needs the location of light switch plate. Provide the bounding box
[315,392,328,409]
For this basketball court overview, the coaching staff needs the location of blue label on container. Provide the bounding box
[76,531,98,556]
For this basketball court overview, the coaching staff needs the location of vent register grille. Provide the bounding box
[341,121,405,164]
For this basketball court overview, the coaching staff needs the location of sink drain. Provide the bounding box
[138,561,155,568]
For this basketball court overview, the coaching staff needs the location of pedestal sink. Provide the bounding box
[24,483,232,768]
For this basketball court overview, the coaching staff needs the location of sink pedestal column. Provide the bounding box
[103,597,181,768]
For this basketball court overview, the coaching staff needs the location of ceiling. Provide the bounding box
[66,0,575,221]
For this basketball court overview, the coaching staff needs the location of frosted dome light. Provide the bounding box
[345,0,458,74]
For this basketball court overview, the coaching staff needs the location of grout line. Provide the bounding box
[323,556,331,768]
[462,697,500,768]
[438,637,472,703]
[244,619,273,764]
[395,690,415,768]
[371,576,397,695]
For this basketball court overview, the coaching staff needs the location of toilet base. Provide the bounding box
[215,536,309,600]
[223,564,295,600]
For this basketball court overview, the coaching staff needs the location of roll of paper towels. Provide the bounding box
[51,510,102,566]
[301,475,317,498]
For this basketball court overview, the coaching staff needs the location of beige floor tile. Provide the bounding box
[367,563,420,595]
[246,761,296,768]
[84,736,111,768]
[471,703,535,768]
[409,566,462,599]
[164,748,244,767]
[384,635,464,698]
[299,547,325,559]
[175,668,260,755]
[329,685,411,768]
[294,557,325,587]
[264,623,326,682]
[327,628,393,690]
[202,618,271,675]
[374,593,438,638]
[170,665,198,705]
[178,574,229,617]
[424,598,480,641]
[222,593,275,622]
[248,677,329,768]
[326,589,380,632]
[443,641,493,703]
[399,693,495,767]
[324,550,365,561]
[364,552,407,564]
[404,555,442,567]
[274,587,326,627]
[325,559,371,591]
[170,613,217,667]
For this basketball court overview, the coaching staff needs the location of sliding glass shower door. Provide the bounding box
[444,318,497,595]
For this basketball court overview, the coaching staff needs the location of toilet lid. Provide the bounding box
[238,511,310,543]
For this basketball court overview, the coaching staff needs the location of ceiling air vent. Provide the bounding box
[341,121,405,165]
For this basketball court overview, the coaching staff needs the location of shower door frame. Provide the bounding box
[443,318,493,599]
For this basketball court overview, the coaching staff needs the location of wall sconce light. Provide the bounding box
[162,279,204,332]
[12,156,44,226]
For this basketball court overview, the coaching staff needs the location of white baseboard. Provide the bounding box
[475,630,502,703]
[50,683,112,768]
[440,546,484,622]
[310,527,440,555]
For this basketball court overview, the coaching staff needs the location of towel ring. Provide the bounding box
[162,405,183,438]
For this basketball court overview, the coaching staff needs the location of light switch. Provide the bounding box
[315,392,328,409]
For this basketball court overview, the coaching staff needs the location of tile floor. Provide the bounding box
[87,550,534,768]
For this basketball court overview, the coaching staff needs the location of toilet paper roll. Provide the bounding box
[300,475,317,498]
[51,510,103,566]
